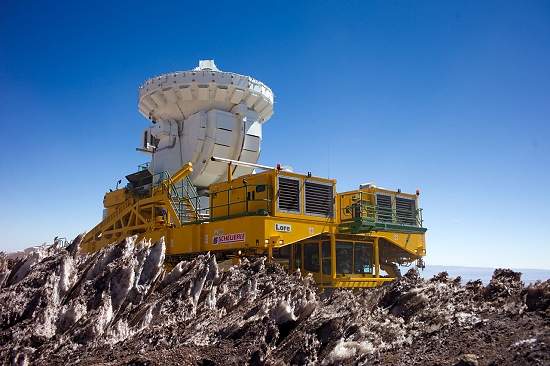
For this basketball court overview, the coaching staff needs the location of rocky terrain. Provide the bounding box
[0,237,549,366]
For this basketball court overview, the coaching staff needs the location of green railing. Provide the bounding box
[340,191,425,234]
[192,183,273,223]
[150,171,272,224]
[348,202,423,227]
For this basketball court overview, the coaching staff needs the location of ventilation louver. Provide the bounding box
[278,177,300,212]
[305,181,333,216]
[396,197,417,226]
[376,194,393,222]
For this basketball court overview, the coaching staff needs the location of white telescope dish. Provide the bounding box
[137,60,274,189]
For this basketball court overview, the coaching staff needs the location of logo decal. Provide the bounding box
[213,232,245,244]
[275,223,292,232]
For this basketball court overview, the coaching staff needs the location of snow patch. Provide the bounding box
[512,338,537,347]
[323,339,375,364]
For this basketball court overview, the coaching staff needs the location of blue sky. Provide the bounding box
[1,1,549,269]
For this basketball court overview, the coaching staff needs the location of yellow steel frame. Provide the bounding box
[81,163,193,253]
[81,162,426,288]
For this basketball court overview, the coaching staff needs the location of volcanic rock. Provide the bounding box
[0,237,549,365]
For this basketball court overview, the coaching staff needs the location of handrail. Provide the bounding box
[168,162,193,186]
[151,169,201,223]
[341,190,424,228]
[182,183,273,222]
[197,198,271,214]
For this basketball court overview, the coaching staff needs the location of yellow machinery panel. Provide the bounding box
[82,161,427,288]
[166,215,335,255]
[274,171,336,223]
[103,189,130,217]
[209,171,272,219]
[208,169,337,224]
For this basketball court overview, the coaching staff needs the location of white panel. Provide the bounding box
[206,160,226,177]
[216,129,234,147]
[237,151,260,177]
[259,106,273,120]
[245,94,259,108]
[233,76,248,88]
[183,111,207,164]
[150,91,167,106]
[198,87,209,101]
[231,102,247,116]
[143,95,158,110]
[243,135,260,152]
[214,87,227,102]
[164,88,178,103]
[239,149,259,162]
[230,89,245,104]
[195,72,209,84]
[178,87,193,101]
[245,120,262,138]
[209,110,231,129]
[138,103,150,115]
[232,165,254,178]
[213,143,231,157]
[254,97,268,111]
[194,161,226,187]
[256,102,271,117]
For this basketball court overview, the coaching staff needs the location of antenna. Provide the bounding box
[327,141,331,179]
[137,60,274,189]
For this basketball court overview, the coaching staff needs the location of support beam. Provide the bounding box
[227,162,233,183]
[211,156,274,171]
[374,237,380,278]
[331,233,336,279]
[168,162,193,186]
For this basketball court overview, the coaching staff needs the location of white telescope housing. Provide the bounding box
[138,60,274,188]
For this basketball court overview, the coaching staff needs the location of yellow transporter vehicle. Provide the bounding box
[81,157,426,288]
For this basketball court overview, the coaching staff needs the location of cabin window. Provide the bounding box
[336,242,353,274]
[322,241,331,275]
[336,241,373,275]
[303,242,320,272]
[272,245,291,270]
[273,245,290,259]
[293,243,302,271]
[353,243,373,274]
[256,184,266,193]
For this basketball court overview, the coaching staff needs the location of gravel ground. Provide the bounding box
[1,237,548,365]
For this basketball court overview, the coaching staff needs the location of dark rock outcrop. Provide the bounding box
[1,238,548,365]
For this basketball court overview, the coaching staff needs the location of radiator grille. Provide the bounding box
[278,177,300,212]
[396,197,417,225]
[376,194,393,222]
[305,181,333,216]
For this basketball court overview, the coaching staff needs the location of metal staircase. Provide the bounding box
[164,173,200,223]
